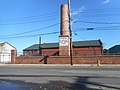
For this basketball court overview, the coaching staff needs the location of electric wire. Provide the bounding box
[1,25,120,39]
[0,13,59,23]
[0,22,60,37]
[1,8,120,39]
[0,14,60,25]
[0,12,59,21]
[76,13,120,18]
[73,26,120,32]
[1,8,120,25]
[0,12,60,25]
[78,8,120,13]
[72,8,120,17]
[71,8,120,14]
[1,21,120,39]
[1,8,120,23]
[0,20,69,38]
[0,17,59,25]
[75,20,120,25]
[0,32,59,39]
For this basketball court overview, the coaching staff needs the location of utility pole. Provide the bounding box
[39,36,42,56]
[68,0,73,65]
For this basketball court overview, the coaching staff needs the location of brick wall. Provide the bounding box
[11,50,120,64]
[15,56,44,64]
[15,55,120,64]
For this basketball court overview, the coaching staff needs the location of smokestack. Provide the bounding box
[60,4,69,36]
[59,4,70,56]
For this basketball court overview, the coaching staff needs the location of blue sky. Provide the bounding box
[0,0,120,53]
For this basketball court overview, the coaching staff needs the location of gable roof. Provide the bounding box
[41,42,59,48]
[23,40,102,51]
[109,45,120,54]
[73,40,102,47]
[23,43,59,51]
[0,42,16,49]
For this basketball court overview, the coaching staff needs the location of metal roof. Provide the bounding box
[109,45,120,53]
[23,40,102,51]
[23,43,59,51]
[73,40,102,47]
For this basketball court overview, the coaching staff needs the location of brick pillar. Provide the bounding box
[59,36,70,56]
[11,49,17,64]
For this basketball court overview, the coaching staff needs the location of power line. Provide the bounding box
[0,22,60,37]
[1,8,120,23]
[0,20,69,38]
[0,12,60,25]
[77,13,120,18]
[72,8,120,18]
[1,8,120,25]
[0,19,58,25]
[0,31,59,39]
[0,13,59,23]
[81,8,120,13]
[1,21,120,39]
[0,12,59,21]
[72,8,120,14]
[74,26,120,32]
[0,14,60,25]
[75,20,120,25]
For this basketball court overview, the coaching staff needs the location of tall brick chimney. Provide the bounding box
[59,4,70,56]
[60,4,69,36]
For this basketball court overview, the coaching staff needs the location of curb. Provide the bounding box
[0,64,120,67]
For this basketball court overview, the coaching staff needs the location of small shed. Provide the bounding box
[0,42,16,63]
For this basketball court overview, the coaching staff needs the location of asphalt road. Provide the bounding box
[0,65,120,90]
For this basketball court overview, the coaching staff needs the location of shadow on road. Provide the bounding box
[74,76,120,90]
[0,75,120,90]
[0,80,98,90]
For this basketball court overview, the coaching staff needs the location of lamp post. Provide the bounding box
[68,0,73,65]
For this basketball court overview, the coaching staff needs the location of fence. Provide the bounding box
[10,50,120,64]
[15,55,120,64]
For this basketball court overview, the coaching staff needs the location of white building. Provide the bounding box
[0,42,16,63]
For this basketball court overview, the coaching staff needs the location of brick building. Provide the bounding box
[23,4,103,56]
[23,39,103,56]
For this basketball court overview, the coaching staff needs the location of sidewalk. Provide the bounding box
[0,64,120,67]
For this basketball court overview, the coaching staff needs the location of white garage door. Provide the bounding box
[0,53,11,63]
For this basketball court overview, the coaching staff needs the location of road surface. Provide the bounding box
[0,64,120,90]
